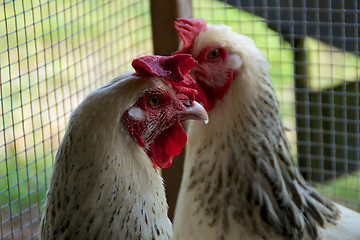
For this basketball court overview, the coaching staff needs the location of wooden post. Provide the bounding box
[150,0,192,55]
[150,0,193,221]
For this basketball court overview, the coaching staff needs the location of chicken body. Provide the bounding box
[39,54,208,239]
[173,19,360,240]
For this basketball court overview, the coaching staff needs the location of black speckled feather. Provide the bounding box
[39,73,173,240]
[173,21,346,240]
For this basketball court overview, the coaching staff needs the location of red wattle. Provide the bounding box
[150,121,187,169]
[194,81,215,111]
[195,71,235,111]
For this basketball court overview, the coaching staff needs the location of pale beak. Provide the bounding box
[178,100,209,122]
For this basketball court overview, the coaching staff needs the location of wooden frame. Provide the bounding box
[150,0,193,220]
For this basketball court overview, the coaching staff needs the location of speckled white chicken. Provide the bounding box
[39,54,208,240]
[173,18,360,240]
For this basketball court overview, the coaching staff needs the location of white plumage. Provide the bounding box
[173,18,360,240]
[39,54,208,240]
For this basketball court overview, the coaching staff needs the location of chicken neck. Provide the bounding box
[184,75,339,239]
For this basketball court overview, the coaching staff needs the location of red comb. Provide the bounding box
[132,54,198,100]
[132,54,197,84]
[174,18,207,54]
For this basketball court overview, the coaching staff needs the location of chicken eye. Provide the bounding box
[148,95,160,106]
[206,49,220,61]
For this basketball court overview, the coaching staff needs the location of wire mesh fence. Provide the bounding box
[0,0,152,238]
[0,0,359,239]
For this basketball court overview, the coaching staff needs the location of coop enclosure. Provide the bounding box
[1,0,359,239]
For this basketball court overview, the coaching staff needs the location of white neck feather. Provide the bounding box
[184,61,338,240]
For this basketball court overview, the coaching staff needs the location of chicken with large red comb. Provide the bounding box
[173,18,360,240]
[39,54,208,240]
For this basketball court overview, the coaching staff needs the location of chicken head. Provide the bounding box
[122,54,208,169]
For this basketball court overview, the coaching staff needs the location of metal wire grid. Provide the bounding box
[0,0,152,239]
[193,0,360,211]
[1,0,359,238]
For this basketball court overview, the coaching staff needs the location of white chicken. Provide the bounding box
[173,18,360,240]
[39,54,208,240]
